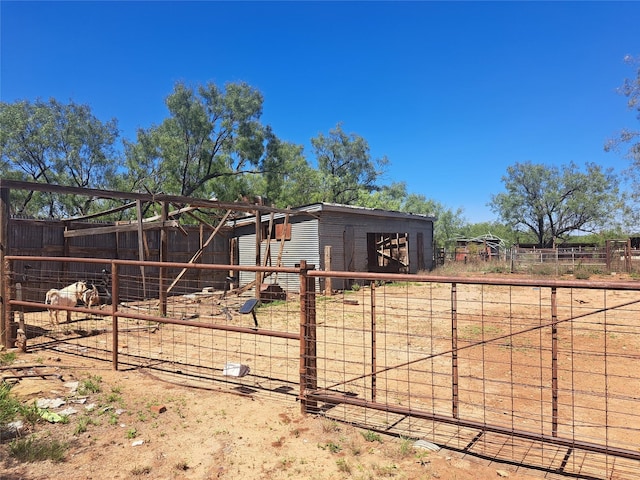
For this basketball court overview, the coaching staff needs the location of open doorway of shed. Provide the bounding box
[367,232,409,273]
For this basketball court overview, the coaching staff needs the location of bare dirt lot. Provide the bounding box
[1,351,543,480]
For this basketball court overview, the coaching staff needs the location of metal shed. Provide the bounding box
[229,203,435,293]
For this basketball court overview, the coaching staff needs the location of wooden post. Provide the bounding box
[159,202,168,316]
[0,184,10,348]
[111,262,119,371]
[299,260,317,414]
[136,200,147,299]
[15,283,26,352]
[255,210,262,299]
[324,246,332,296]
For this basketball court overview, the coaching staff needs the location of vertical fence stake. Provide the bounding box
[451,282,459,419]
[111,262,119,371]
[15,282,26,352]
[1,259,10,349]
[159,202,168,317]
[0,186,8,349]
[551,287,558,437]
[299,260,317,414]
[371,282,377,402]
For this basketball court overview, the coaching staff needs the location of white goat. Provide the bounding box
[45,281,88,325]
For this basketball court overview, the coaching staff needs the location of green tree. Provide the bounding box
[357,181,466,250]
[311,123,387,205]
[0,98,119,217]
[605,55,640,165]
[605,55,640,227]
[490,161,621,247]
[125,81,278,200]
[246,137,322,207]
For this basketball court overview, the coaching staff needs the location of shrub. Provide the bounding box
[9,435,67,462]
[0,382,20,428]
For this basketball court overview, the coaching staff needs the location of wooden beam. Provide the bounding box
[136,200,147,299]
[185,210,217,231]
[143,204,201,222]
[63,201,137,222]
[63,220,179,238]
[0,186,9,348]
[159,202,168,317]
[0,179,310,216]
[166,209,233,293]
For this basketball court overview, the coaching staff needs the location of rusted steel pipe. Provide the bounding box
[307,391,640,461]
[308,268,640,291]
[112,262,119,371]
[6,255,302,275]
[8,299,299,340]
[370,282,377,402]
[451,283,459,419]
[551,287,558,437]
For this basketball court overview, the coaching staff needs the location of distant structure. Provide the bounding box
[229,202,435,293]
[453,233,507,262]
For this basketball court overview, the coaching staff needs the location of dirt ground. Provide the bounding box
[0,351,545,480]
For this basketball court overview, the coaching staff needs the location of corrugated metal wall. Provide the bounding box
[232,208,434,293]
[235,216,319,292]
[317,211,434,290]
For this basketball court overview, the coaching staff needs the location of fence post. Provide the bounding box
[0,186,9,349]
[1,258,12,349]
[299,260,317,414]
[159,202,168,316]
[551,287,558,437]
[451,282,459,419]
[370,282,377,402]
[111,262,119,371]
[15,282,26,352]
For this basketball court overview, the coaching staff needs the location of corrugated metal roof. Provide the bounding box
[227,202,435,228]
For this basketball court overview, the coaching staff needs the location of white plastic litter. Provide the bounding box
[223,362,250,377]
[413,439,440,451]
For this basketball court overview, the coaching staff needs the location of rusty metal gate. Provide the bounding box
[3,256,640,479]
[301,271,640,480]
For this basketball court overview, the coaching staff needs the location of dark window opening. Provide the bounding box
[262,222,291,242]
[367,232,409,273]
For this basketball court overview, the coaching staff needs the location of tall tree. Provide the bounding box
[246,137,322,207]
[0,98,119,217]
[312,123,387,205]
[605,55,640,164]
[357,181,466,250]
[605,55,640,227]
[490,161,621,247]
[126,81,278,201]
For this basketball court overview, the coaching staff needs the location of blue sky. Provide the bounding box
[1,1,639,223]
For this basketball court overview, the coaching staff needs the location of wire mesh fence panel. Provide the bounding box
[304,272,640,480]
[4,256,640,479]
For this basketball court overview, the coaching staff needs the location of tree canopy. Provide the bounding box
[0,98,119,216]
[605,55,640,165]
[490,161,621,247]
[357,181,466,249]
[123,81,275,201]
[605,55,640,227]
[311,123,387,205]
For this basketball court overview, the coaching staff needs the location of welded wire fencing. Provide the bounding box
[3,256,640,479]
